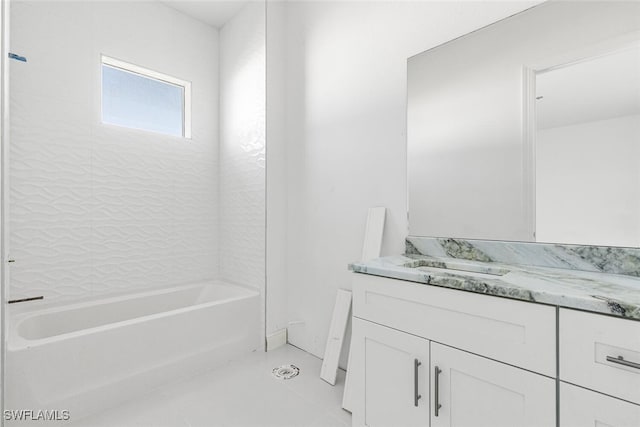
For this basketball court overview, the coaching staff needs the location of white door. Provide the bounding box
[560,382,640,427]
[351,318,429,427]
[430,342,555,427]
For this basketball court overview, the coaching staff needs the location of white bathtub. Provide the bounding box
[6,282,260,424]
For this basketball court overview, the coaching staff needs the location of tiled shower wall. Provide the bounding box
[219,2,266,340]
[8,1,220,302]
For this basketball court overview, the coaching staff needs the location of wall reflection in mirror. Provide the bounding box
[535,47,640,246]
[407,1,640,247]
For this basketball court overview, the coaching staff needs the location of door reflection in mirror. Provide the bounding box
[535,47,640,246]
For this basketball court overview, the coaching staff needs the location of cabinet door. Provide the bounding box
[351,318,430,427]
[431,343,555,427]
[560,382,640,427]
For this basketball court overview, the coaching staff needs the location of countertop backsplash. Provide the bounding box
[348,236,640,320]
[406,236,640,278]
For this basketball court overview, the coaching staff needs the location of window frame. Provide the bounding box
[100,55,192,139]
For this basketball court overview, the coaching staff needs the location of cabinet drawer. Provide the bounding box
[353,273,556,376]
[560,382,640,427]
[560,308,640,404]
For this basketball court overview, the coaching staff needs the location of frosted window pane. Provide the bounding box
[102,65,184,137]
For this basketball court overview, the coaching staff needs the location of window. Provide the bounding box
[101,56,191,138]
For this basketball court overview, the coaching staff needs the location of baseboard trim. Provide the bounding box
[266,328,287,351]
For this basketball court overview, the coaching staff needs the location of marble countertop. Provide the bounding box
[349,254,640,320]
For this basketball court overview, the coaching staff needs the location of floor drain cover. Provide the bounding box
[272,364,300,380]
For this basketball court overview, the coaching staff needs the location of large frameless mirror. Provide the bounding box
[407,1,640,247]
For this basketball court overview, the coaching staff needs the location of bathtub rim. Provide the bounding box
[8,281,259,350]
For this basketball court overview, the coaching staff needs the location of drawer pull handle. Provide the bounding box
[414,359,422,407]
[606,355,640,370]
[434,366,442,416]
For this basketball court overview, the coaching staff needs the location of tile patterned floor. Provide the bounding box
[72,345,351,427]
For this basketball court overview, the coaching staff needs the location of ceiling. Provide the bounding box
[161,1,249,28]
[536,46,640,130]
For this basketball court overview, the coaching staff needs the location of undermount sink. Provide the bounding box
[405,259,510,276]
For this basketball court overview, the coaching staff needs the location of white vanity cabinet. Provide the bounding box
[560,382,640,427]
[351,273,557,427]
[559,308,640,404]
[430,343,555,427]
[351,318,429,427]
[352,274,556,376]
[559,308,640,427]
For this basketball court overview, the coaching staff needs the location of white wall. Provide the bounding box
[269,0,546,363]
[536,114,640,246]
[219,2,266,348]
[9,1,219,302]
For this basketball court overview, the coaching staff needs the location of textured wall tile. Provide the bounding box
[9,2,219,303]
[9,2,94,105]
[218,2,266,350]
[219,2,266,295]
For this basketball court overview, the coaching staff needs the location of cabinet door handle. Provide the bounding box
[414,359,422,407]
[434,366,442,417]
[606,355,640,370]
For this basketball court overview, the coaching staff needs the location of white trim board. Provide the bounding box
[266,329,287,351]
[320,289,352,386]
[342,207,387,411]
[361,207,386,261]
